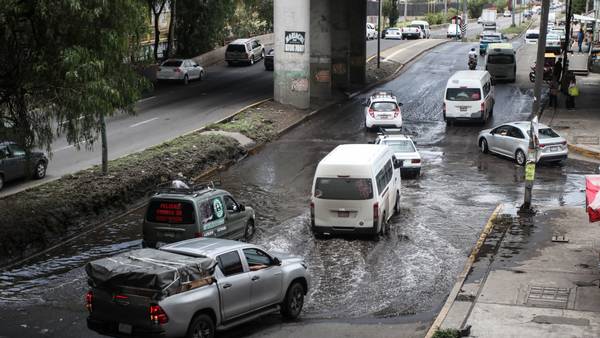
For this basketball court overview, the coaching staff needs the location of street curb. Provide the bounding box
[568,143,600,160]
[348,40,450,99]
[424,204,503,338]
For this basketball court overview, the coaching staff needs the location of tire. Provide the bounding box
[380,213,389,236]
[261,50,265,59]
[250,57,255,65]
[480,138,489,154]
[183,75,189,85]
[0,174,4,191]
[186,314,215,338]
[281,282,305,320]
[243,220,255,242]
[34,161,46,179]
[199,71,204,81]
[515,149,526,166]
[394,191,400,214]
[414,169,421,179]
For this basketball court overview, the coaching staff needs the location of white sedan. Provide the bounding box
[385,28,403,40]
[375,131,421,178]
[478,121,568,165]
[156,59,205,85]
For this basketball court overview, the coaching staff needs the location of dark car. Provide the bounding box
[0,141,48,190]
[264,48,274,71]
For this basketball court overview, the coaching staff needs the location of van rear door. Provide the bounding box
[313,177,375,229]
[145,199,197,245]
[445,87,483,118]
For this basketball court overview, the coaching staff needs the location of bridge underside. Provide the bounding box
[274,0,367,109]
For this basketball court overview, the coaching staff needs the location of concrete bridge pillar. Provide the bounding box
[274,0,311,109]
[310,0,332,99]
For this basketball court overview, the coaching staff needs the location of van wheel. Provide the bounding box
[244,220,255,242]
[281,282,305,320]
[183,75,189,85]
[394,192,400,214]
[186,314,215,338]
[379,213,389,236]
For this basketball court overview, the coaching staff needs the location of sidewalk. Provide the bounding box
[431,204,600,337]
[540,72,600,161]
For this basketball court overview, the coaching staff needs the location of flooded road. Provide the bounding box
[0,41,597,337]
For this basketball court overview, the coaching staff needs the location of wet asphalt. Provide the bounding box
[0,39,597,338]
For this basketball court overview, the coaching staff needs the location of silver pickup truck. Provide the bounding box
[85,238,309,338]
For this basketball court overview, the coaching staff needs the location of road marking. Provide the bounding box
[55,140,87,152]
[383,40,431,62]
[138,96,156,103]
[130,117,159,128]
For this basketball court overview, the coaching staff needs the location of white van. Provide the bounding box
[411,20,431,38]
[447,24,461,38]
[485,43,516,82]
[444,70,495,123]
[310,144,401,238]
[525,29,539,44]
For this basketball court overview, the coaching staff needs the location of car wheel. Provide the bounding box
[243,220,255,242]
[515,149,526,166]
[183,75,189,85]
[261,50,265,59]
[281,282,305,320]
[394,191,400,214]
[199,71,204,81]
[414,169,421,179]
[186,314,215,338]
[0,174,4,191]
[34,161,46,179]
[480,138,489,154]
[250,57,255,65]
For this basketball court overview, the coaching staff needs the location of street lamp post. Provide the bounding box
[378,0,382,69]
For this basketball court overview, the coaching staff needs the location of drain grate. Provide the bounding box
[526,286,570,309]
[575,136,600,145]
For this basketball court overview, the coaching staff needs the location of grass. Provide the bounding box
[207,108,276,143]
[501,23,529,36]
[432,329,461,338]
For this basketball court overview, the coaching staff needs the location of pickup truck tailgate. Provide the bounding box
[88,288,166,337]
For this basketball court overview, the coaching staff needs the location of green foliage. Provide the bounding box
[501,23,528,35]
[571,0,586,15]
[426,12,445,25]
[468,0,488,18]
[496,0,506,13]
[228,0,273,38]
[175,0,236,57]
[0,0,150,157]
[383,0,401,27]
[432,329,461,338]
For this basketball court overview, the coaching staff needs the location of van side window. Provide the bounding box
[198,197,226,227]
[376,161,393,195]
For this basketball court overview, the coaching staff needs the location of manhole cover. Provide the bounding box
[526,286,570,309]
[575,136,600,145]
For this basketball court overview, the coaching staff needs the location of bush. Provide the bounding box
[432,329,461,338]
[425,12,445,25]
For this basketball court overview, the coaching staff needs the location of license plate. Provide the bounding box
[378,115,391,120]
[118,323,132,334]
[550,146,559,152]
[338,211,350,218]
[163,232,175,238]
[459,106,468,112]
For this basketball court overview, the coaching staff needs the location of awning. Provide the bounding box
[573,14,600,23]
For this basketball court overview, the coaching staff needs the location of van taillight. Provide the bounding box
[368,108,375,118]
[373,202,379,228]
[194,232,203,238]
[85,291,93,313]
[411,159,421,164]
[150,304,169,324]
[310,202,315,226]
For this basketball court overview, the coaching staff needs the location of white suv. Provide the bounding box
[364,91,403,130]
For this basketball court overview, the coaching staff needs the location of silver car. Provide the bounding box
[225,38,265,66]
[156,59,205,85]
[86,238,309,338]
[478,121,568,165]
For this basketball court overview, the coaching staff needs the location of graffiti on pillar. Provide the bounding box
[284,31,306,53]
[332,63,347,75]
[315,70,331,83]
[291,78,309,92]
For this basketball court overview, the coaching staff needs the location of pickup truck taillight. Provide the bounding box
[85,291,93,313]
[150,304,169,324]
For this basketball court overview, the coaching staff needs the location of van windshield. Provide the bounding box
[446,88,481,101]
[488,54,515,64]
[146,200,195,224]
[315,178,373,200]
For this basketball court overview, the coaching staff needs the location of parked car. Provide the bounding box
[0,141,48,191]
[375,129,422,178]
[410,20,431,38]
[385,27,402,40]
[86,238,309,338]
[310,144,402,238]
[366,23,377,40]
[503,10,511,17]
[447,24,462,39]
[264,48,274,71]
[142,182,256,248]
[478,121,568,165]
[364,90,403,130]
[225,38,265,66]
[402,23,426,39]
[156,59,205,85]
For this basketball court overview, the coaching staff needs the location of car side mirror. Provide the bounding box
[398,102,404,107]
[239,203,246,211]
[273,257,281,266]
[393,159,403,169]
[194,64,199,67]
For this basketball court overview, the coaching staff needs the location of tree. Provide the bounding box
[148,0,169,62]
[468,0,487,18]
[166,0,177,58]
[0,0,150,175]
[383,0,401,27]
[175,0,236,57]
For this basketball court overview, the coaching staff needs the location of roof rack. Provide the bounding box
[371,90,395,99]
[155,181,221,196]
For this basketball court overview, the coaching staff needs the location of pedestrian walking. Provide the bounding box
[566,72,578,110]
[578,28,584,53]
[553,57,562,83]
[549,80,559,110]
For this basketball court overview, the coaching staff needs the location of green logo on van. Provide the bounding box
[213,198,224,219]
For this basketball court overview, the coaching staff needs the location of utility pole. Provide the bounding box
[461,0,467,42]
[562,0,573,92]
[404,0,408,22]
[512,0,516,27]
[444,0,448,18]
[378,0,382,69]
[522,0,550,212]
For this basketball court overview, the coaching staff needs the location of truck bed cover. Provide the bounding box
[85,248,215,298]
